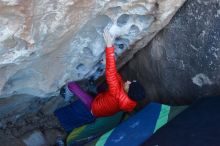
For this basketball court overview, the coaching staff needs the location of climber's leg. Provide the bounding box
[67,81,93,109]
[56,81,96,133]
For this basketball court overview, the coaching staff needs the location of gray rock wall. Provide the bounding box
[0,0,185,98]
[0,1,186,142]
[121,0,220,105]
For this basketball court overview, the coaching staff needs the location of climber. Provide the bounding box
[58,28,145,123]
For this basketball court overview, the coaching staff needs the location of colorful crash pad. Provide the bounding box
[54,100,95,133]
[66,112,124,146]
[142,96,220,146]
[95,103,171,146]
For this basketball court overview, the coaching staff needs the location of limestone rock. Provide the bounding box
[0,131,26,146]
[40,96,66,115]
[0,0,186,98]
[43,129,66,146]
[0,94,47,123]
[22,130,47,146]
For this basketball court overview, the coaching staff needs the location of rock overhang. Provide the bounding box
[0,0,186,98]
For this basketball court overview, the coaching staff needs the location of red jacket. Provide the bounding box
[91,47,137,117]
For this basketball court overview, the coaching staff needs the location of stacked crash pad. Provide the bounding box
[142,96,220,146]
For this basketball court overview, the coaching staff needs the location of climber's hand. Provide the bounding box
[103,28,115,48]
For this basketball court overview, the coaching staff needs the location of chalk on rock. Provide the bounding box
[114,37,130,56]
[117,14,130,27]
[83,47,93,57]
[136,15,155,30]
[107,6,122,15]
[129,25,140,36]
[0,0,185,99]
[22,130,47,146]
[76,64,86,72]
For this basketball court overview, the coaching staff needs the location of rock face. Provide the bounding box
[0,0,186,98]
[22,130,47,146]
[0,1,186,143]
[0,131,26,146]
[0,98,66,146]
[121,0,220,104]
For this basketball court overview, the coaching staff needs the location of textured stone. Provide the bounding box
[0,94,36,120]
[0,0,186,98]
[4,112,64,138]
[0,94,47,124]
[43,129,66,146]
[22,130,47,146]
[0,0,186,139]
[40,96,66,115]
[0,131,26,146]
[121,0,220,104]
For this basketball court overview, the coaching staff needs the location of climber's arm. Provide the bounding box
[105,47,120,93]
[103,29,120,93]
